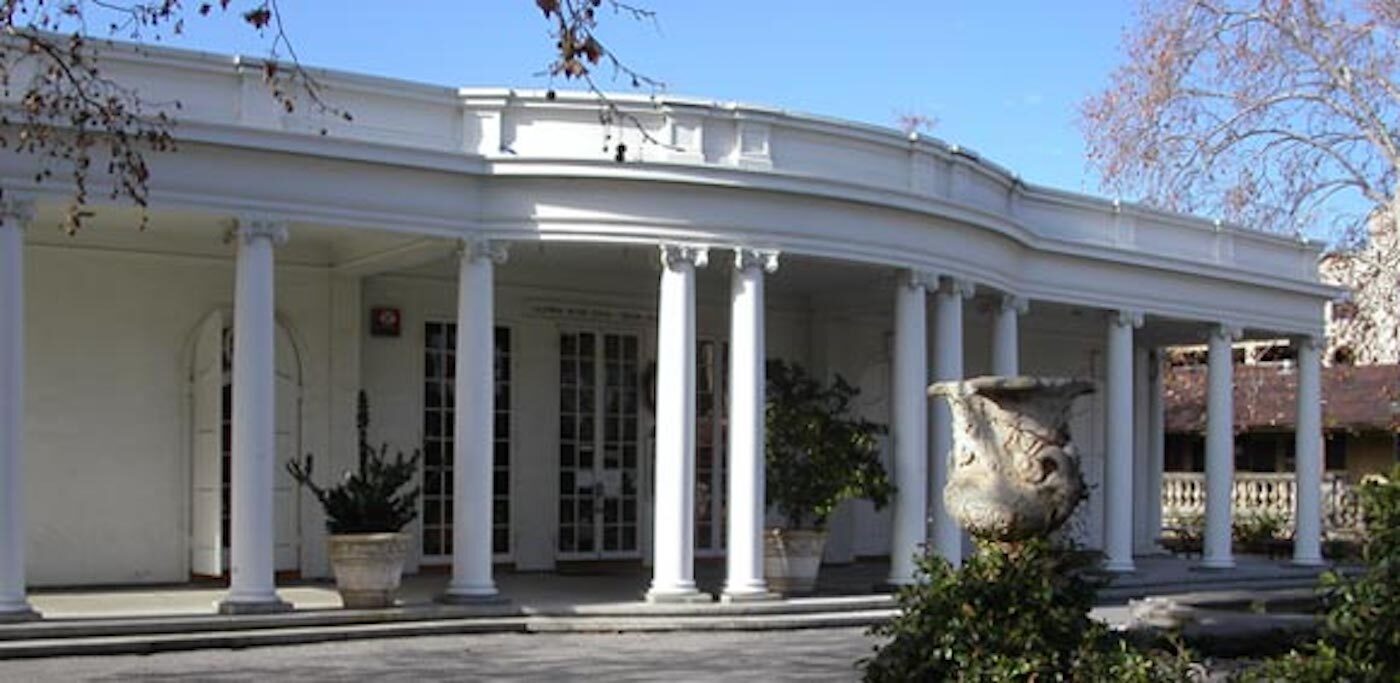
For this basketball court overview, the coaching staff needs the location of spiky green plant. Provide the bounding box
[286,391,420,534]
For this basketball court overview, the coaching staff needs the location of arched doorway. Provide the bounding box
[189,310,303,578]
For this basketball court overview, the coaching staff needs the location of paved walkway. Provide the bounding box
[0,627,879,681]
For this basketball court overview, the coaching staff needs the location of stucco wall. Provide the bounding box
[23,244,337,587]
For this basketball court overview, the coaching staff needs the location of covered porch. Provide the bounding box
[0,41,1340,623]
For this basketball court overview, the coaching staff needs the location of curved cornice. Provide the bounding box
[0,37,1337,338]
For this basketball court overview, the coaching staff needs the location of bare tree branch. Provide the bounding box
[1084,0,1400,361]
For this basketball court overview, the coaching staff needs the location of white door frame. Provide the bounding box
[556,326,644,561]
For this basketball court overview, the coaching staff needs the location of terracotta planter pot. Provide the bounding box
[763,528,828,595]
[327,532,410,609]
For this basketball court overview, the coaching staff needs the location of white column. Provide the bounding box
[1103,310,1141,572]
[723,249,779,601]
[0,201,36,622]
[443,238,508,603]
[1146,349,1166,551]
[991,294,1026,377]
[648,244,709,602]
[1132,344,1151,554]
[930,277,972,567]
[220,218,291,614]
[1293,336,1324,566]
[1202,323,1239,569]
[889,271,928,586]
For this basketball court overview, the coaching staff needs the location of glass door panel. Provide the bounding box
[422,322,511,562]
[695,339,728,555]
[559,330,641,558]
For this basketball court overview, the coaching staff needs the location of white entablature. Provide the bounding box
[0,39,1335,336]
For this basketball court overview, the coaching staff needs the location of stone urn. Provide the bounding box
[928,376,1094,541]
[764,528,827,595]
[327,532,411,609]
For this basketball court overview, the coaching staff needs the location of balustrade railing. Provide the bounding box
[1161,471,1363,538]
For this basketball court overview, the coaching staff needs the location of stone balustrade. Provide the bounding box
[1161,472,1363,537]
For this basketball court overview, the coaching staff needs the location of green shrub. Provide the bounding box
[1233,511,1288,546]
[765,360,893,529]
[1241,466,1400,682]
[862,539,1194,682]
[286,392,421,534]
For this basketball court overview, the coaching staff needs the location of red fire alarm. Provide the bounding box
[370,307,401,337]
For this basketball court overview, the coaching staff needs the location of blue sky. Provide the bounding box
[152,1,1138,196]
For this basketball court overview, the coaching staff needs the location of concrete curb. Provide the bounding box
[0,609,899,659]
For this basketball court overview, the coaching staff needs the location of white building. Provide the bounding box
[0,43,1337,617]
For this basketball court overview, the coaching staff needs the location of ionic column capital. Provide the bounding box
[1109,309,1144,329]
[898,269,935,291]
[660,243,709,270]
[0,199,35,228]
[1208,322,1243,342]
[458,237,509,265]
[733,248,779,274]
[998,294,1029,316]
[227,217,289,246]
[937,276,976,299]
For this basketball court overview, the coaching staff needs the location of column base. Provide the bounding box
[1291,555,1325,568]
[438,591,511,606]
[0,606,40,623]
[1102,559,1136,574]
[1194,557,1236,571]
[645,586,713,604]
[885,571,919,587]
[720,589,779,603]
[216,597,293,615]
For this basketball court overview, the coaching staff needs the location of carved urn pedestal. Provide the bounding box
[928,376,1094,541]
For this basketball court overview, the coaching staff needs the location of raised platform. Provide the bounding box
[2,554,1349,659]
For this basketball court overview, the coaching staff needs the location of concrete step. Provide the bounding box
[0,609,898,660]
[1099,576,1325,602]
[527,609,899,633]
[0,616,529,659]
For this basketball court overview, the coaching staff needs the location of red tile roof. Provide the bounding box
[1165,364,1400,433]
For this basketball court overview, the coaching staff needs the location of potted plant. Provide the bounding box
[287,392,420,609]
[764,360,894,594]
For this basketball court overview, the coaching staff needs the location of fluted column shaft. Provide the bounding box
[1103,311,1140,572]
[991,295,1026,377]
[221,218,291,614]
[889,271,928,585]
[1202,324,1238,569]
[723,249,778,601]
[444,239,507,602]
[0,202,35,621]
[1293,337,1324,566]
[648,245,708,602]
[930,277,971,567]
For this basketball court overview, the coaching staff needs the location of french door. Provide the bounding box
[189,311,301,577]
[557,330,642,559]
[695,339,728,555]
[420,322,511,562]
